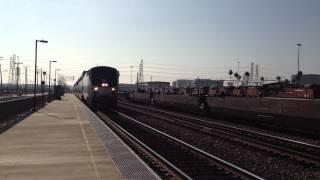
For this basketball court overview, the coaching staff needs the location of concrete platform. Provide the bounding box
[0,94,158,180]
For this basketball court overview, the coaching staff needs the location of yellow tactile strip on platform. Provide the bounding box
[76,98,160,180]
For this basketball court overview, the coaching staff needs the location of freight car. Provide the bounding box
[74,66,119,109]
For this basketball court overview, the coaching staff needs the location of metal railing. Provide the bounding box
[0,95,47,127]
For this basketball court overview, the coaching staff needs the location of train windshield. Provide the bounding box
[90,68,118,86]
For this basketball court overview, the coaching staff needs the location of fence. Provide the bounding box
[0,95,47,127]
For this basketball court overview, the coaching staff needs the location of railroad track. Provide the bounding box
[118,101,320,168]
[97,110,263,180]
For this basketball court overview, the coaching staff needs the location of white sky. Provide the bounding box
[1,0,320,85]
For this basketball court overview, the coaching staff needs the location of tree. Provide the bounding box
[260,76,264,86]
[234,72,239,79]
[243,72,250,86]
[276,76,281,82]
[233,73,240,86]
[228,69,233,76]
[228,69,233,86]
[284,79,289,84]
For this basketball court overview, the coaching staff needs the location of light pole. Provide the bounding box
[54,68,61,96]
[48,60,57,98]
[42,71,46,104]
[54,69,61,87]
[34,39,48,110]
[297,43,302,73]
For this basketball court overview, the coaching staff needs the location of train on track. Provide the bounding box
[74,66,119,109]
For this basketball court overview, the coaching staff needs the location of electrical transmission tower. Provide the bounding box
[255,64,259,85]
[250,62,254,83]
[15,56,23,93]
[8,54,16,87]
[25,66,28,94]
[56,75,74,86]
[137,59,144,88]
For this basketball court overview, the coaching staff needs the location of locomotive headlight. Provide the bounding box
[112,87,116,91]
[101,83,108,87]
[94,87,98,91]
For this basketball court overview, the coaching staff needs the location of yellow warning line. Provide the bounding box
[74,103,101,180]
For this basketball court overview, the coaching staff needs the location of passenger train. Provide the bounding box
[74,66,119,109]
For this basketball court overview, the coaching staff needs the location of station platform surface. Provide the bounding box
[0,94,159,180]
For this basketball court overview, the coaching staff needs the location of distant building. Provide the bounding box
[143,81,170,89]
[291,74,320,85]
[172,79,193,88]
[193,78,224,88]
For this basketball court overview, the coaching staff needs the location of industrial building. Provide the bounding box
[172,79,193,88]
[193,79,224,88]
[172,78,224,88]
[143,81,170,89]
[291,74,320,85]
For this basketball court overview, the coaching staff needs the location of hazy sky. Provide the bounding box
[0,0,319,84]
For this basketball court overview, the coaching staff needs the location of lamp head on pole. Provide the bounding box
[297,43,302,47]
[50,60,57,63]
[39,39,48,43]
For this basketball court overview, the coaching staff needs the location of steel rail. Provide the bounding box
[97,111,191,180]
[105,109,264,180]
[119,101,320,166]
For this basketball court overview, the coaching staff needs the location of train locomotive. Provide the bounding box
[74,66,119,109]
